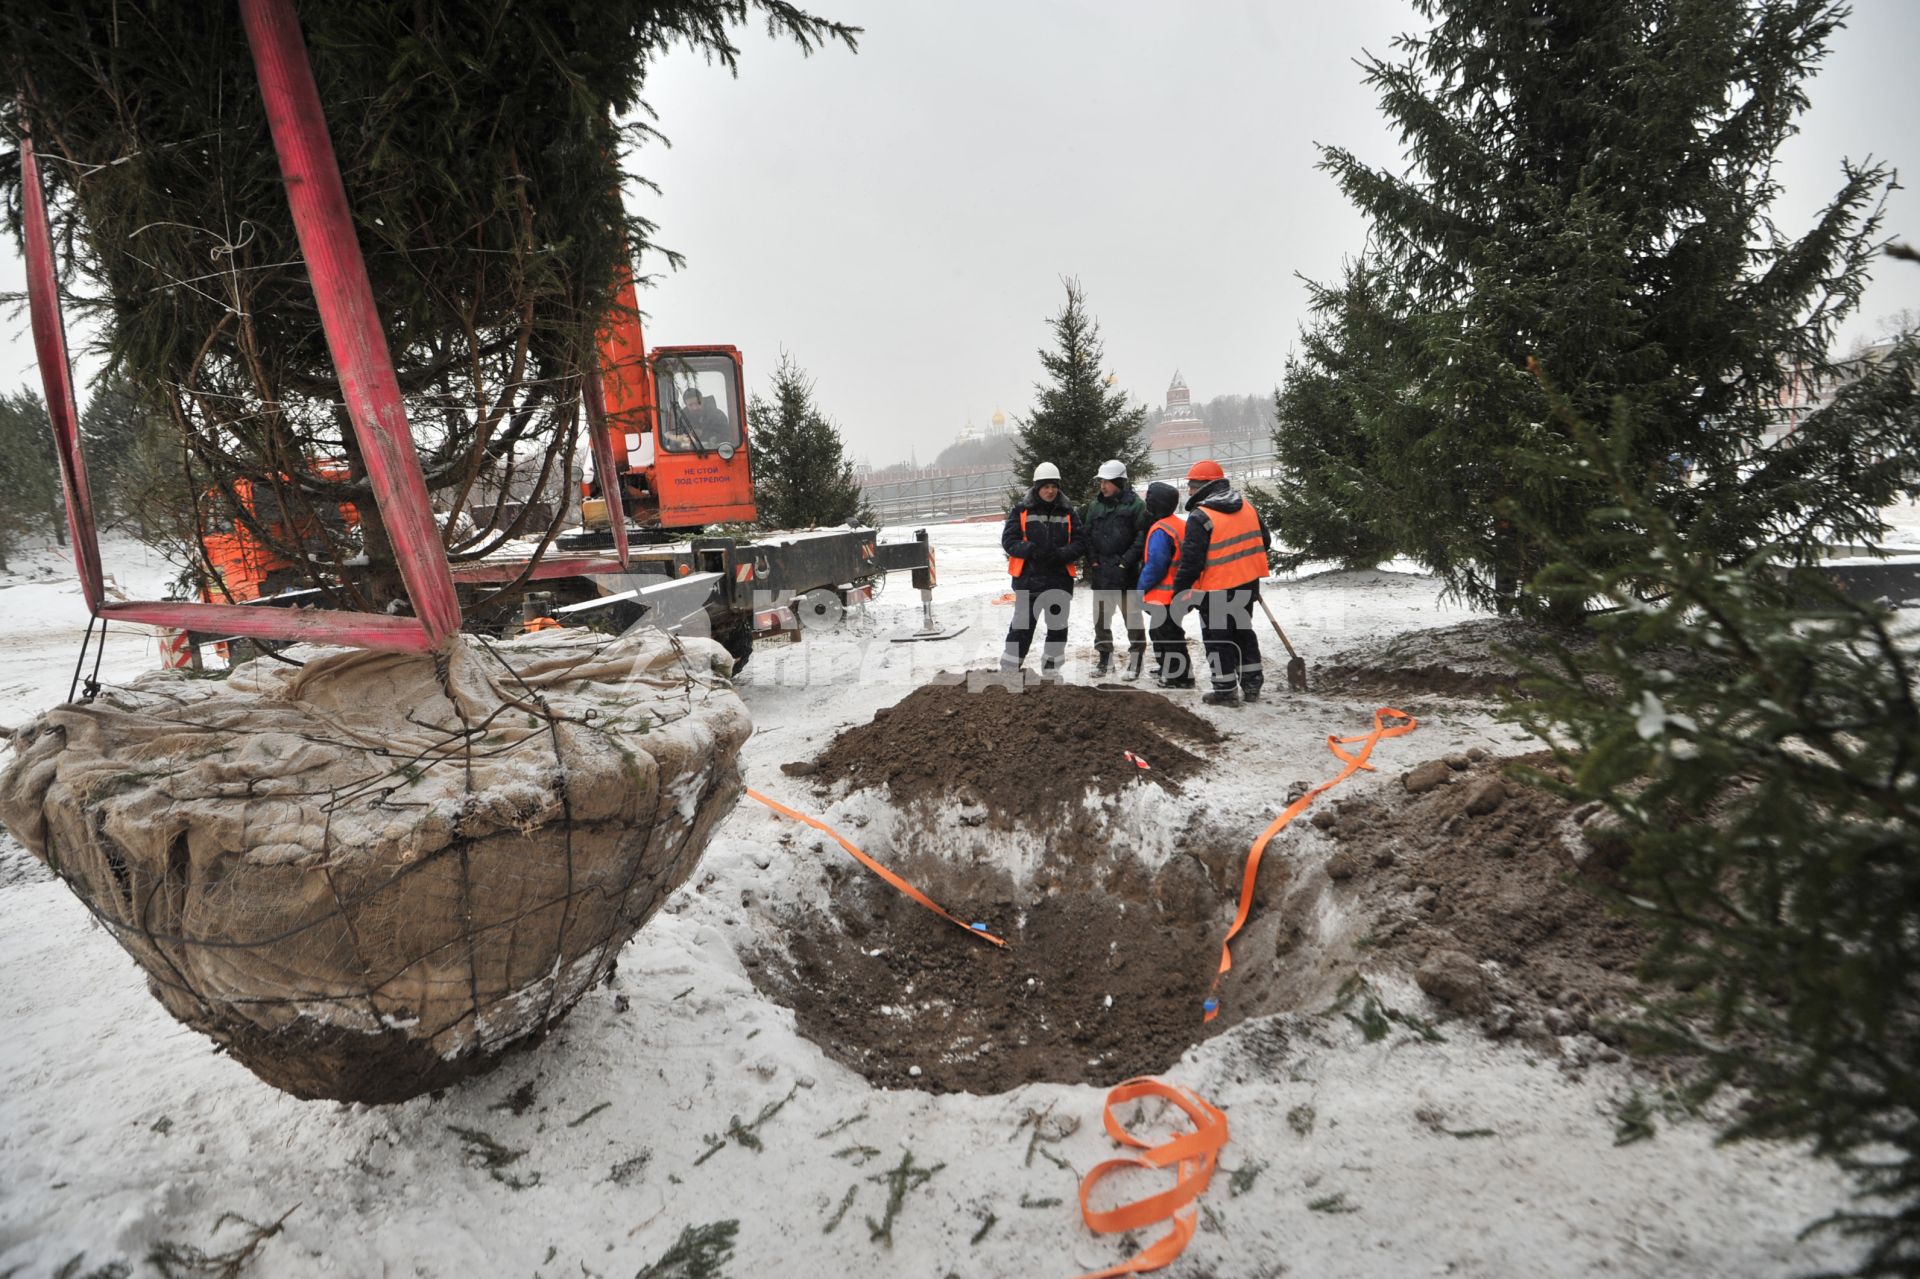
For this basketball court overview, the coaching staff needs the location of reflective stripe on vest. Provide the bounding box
[1008,508,1077,579]
[1193,504,1265,591]
[1142,514,1186,604]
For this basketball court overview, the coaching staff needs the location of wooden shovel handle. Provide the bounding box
[1256,595,1300,660]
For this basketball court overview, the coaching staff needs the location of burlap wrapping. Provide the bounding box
[0,629,751,1103]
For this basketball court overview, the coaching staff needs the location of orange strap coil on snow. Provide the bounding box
[1071,1077,1230,1278]
[1203,706,1418,1022]
[745,789,1007,948]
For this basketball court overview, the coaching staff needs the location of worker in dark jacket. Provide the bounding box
[1081,459,1150,679]
[1171,459,1272,706]
[1001,462,1085,677]
[1135,480,1193,688]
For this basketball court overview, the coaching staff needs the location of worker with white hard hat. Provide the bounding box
[1081,458,1150,679]
[1000,461,1084,678]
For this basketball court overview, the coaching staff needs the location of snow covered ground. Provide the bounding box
[0,519,1883,1278]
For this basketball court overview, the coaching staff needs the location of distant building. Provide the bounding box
[954,407,1012,446]
[1771,340,1908,448]
[1149,371,1211,453]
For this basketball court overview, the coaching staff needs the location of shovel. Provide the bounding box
[1256,596,1309,693]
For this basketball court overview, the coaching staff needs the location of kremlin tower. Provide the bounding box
[1149,371,1210,452]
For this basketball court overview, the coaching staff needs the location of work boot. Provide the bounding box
[1093,651,1113,677]
[1160,674,1197,690]
[1039,657,1066,683]
[1123,650,1147,681]
[1203,687,1240,706]
[1241,673,1264,702]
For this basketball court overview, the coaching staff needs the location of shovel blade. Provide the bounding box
[1286,656,1308,693]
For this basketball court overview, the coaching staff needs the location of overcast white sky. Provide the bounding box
[4,0,1916,468]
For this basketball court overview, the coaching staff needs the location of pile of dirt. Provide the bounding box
[1315,618,1571,701]
[1316,616,1717,705]
[792,674,1222,825]
[1315,750,1656,1061]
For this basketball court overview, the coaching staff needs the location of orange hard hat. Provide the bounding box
[1186,459,1225,484]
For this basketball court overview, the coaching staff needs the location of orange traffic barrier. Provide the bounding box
[1072,1077,1229,1278]
[1204,706,1418,1021]
[745,788,1007,948]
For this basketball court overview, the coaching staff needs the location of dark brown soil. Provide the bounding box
[756,659,1670,1094]
[747,844,1247,1095]
[1322,752,1657,1049]
[794,674,1222,826]
[1315,663,1521,701]
[1314,617,1562,702]
[1316,616,1715,705]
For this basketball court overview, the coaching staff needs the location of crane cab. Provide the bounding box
[641,345,755,526]
[594,263,756,530]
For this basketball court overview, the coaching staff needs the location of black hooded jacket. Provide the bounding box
[1171,479,1272,594]
[1079,481,1149,589]
[1001,484,1086,585]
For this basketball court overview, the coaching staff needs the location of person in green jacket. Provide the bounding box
[1081,458,1150,679]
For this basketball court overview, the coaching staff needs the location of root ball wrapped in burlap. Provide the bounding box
[0,629,750,1103]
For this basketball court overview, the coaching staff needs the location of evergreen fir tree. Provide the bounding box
[1309,0,1900,619]
[2,3,857,612]
[1009,279,1149,501]
[1253,256,1407,571]
[1511,337,1920,1273]
[0,389,58,572]
[747,353,871,530]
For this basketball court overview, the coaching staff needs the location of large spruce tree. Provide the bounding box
[1,3,855,612]
[1292,0,1901,618]
[1010,279,1149,501]
[747,354,870,530]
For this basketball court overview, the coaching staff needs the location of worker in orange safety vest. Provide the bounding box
[1134,480,1194,688]
[1170,459,1272,706]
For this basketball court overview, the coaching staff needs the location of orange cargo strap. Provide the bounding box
[1071,1077,1230,1278]
[1203,707,1418,1022]
[746,789,1007,948]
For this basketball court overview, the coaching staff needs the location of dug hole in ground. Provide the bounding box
[5,514,1914,1278]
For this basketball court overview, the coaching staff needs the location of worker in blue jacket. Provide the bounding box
[1135,480,1194,688]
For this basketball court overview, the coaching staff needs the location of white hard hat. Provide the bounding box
[1097,459,1126,481]
[1032,462,1062,483]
